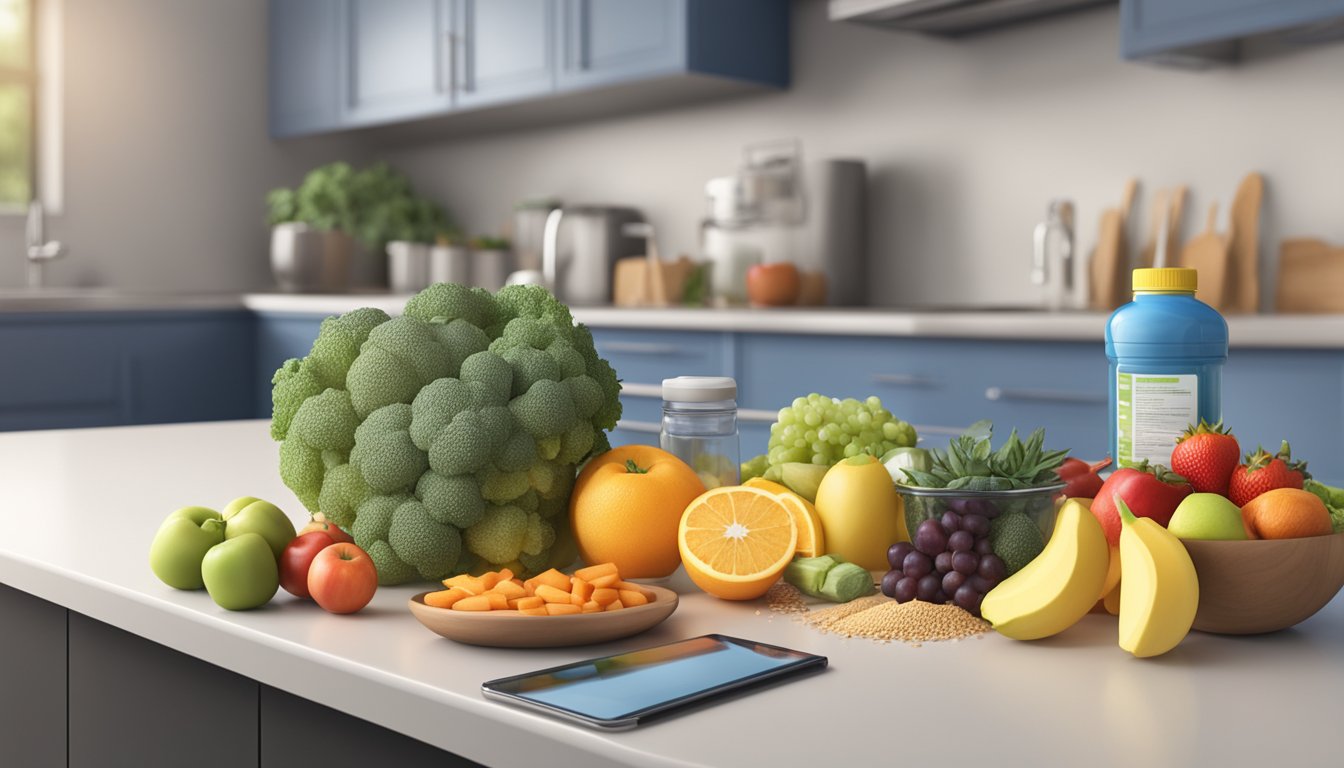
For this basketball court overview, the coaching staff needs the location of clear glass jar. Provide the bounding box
[660,376,740,489]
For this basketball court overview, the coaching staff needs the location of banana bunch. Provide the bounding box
[980,497,1198,657]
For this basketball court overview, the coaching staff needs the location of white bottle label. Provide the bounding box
[1117,372,1199,468]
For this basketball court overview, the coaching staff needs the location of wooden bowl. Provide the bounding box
[408,585,679,648]
[1183,532,1344,635]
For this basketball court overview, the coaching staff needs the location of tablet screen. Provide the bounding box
[485,635,823,722]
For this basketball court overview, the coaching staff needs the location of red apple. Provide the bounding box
[279,531,335,599]
[308,543,378,614]
[298,512,354,544]
[746,262,801,307]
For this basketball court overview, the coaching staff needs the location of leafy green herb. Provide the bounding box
[898,420,1070,490]
[266,162,452,249]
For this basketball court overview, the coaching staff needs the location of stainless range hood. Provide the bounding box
[829,0,1113,36]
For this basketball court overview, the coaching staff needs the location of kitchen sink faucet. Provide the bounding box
[25,199,66,288]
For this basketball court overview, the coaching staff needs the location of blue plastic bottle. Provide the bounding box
[1106,268,1228,468]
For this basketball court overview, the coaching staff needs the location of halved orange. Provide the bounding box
[744,478,826,558]
[678,486,798,601]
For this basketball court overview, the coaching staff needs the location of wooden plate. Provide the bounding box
[408,585,679,648]
[1184,532,1344,635]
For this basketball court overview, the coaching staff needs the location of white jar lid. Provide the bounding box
[662,376,737,402]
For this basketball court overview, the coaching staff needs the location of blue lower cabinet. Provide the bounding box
[255,312,328,417]
[0,311,255,432]
[1224,349,1344,485]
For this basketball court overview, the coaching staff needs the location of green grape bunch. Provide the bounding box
[766,394,917,466]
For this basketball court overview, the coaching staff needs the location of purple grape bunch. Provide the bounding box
[881,500,1008,617]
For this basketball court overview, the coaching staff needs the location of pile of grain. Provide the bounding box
[764,582,810,615]
[803,597,990,645]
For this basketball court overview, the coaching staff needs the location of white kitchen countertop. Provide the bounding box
[1,419,1341,767]
[241,293,1344,348]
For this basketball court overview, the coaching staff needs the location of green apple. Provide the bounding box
[223,499,296,560]
[222,496,264,519]
[149,508,226,590]
[201,533,280,610]
[1168,493,1249,541]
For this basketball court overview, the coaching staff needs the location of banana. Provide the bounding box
[981,498,1109,640]
[1116,498,1199,658]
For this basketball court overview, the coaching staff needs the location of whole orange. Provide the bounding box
[1241,488,1333,539]
[570,446,707,578]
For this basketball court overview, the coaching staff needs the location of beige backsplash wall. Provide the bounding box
[384,1,1344,310]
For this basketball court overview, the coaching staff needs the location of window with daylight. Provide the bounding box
[0,0,33,208]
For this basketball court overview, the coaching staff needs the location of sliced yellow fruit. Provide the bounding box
[678,486,798,601]
[744,478,825,557]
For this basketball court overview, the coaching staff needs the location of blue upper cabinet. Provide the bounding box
[452,0,557,110]
[341,0,451,126]
[269,0,343,137]
[1122,0,1344,64]
[555,0,687,91]
[268,0,788,138]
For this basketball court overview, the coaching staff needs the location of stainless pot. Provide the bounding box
[387,241,431,293]
[270,223,352,293]
[429,244,472,286]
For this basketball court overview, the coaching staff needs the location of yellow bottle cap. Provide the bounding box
[1133,267,1197,293]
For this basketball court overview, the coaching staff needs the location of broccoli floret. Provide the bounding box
[509,379,577,438]
[317,462,369,530]
[349,403,427,493]
[346,316,454,417]
[464,505,528,564]
[416,472,485,528]
[306,308,389,390]
[388,498,462,581]
[268,284,622,582]
[270,358,323,441]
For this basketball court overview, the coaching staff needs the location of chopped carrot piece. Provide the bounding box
[491,581,527,599]
[486,592,509,610]
[545,603,582,616]
[511,596,544,610]
[619,589,649,607]
[534,568,572,593]
[605,600,625,611]
[570,577,594,605]
[589,573,620,589]
[452,594,495,611]
[423,587,471,609]
[581,601,603,613]
[535,584,573,604]
[441,574,486,595]
[479,572,503,591]
[522,578,538,595]
[519,605,548,616]
[615,581,656,600]
[495,568,514,583]
[575,562,619,582]
[591,588,619,606]
[510,578,525,587]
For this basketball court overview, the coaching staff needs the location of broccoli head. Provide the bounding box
[269,283,622,584]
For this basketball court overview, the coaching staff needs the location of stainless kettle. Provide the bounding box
[537,206,645,305]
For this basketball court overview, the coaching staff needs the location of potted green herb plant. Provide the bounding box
[428,229,471,287]
[267,162,452,292]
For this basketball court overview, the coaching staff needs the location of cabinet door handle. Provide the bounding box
[739,409,778,423]
[619,382,663,399]
[984,387,1107,405]
[600,341,685,356]
[872,373,936,387]
[616,419,661,435]
[460,3,475,93]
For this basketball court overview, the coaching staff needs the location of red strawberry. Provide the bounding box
[1171,420,1241,496]
[1228,441,1310,507]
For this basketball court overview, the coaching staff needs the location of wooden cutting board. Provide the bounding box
[1277,238,1344,313]
[1139,188,1168,268]
[1227,172,1265,313]
[1177,203,1230,311]
[1163,185,1187,267]
[1089,179,1138,310]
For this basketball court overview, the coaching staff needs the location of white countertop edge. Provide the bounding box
[0,549,689,768]
[243,294,1344,348]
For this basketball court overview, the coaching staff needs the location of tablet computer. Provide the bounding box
[481,634,827,730]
